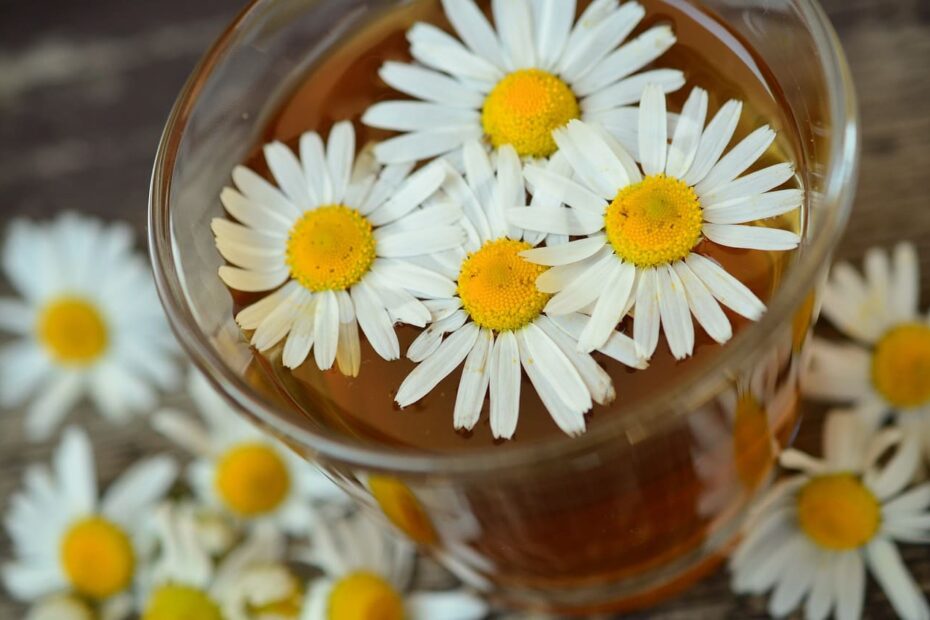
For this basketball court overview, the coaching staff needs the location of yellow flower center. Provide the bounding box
[37,297,108,365]
[481,69,579,158]
[605,175,704,268]
[732,394,775,489]
[327,572,405,620]
[214,443,291,517]
[60,517,135,599]
[797,474,881,550]
[457,238,550,332]
[286,204,376,292]
[369,475,437,546]
[143,584,223,620]
[871,323,930,408]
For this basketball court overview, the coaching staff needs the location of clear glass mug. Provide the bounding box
[149,0,857,613]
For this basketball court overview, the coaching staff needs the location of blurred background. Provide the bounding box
[1,0,928,617]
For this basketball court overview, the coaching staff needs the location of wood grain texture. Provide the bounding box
[0,0,927,617]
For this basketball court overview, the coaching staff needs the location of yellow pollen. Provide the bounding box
[457,238,550,332]
[286,204,376,292]
[214,443,291,517]
[143,584,223,620]
[37,297,108,365]
[482,69,579,158]
[605,175,704,268]
[797,474,880,550]
[871,323,930,408]
[327,572,405,620]
[732,394,775,489]
[369,475,437,546]
[60,517,134,599]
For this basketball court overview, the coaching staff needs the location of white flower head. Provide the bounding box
[140,503,300,620]
[395,142,647,439]
[2,427,177,606]
[301,511,487,620]
[213,121,462,374]
[730,412,930,620]
[0,212,179,440]
[364,0,684,163]
[804,242,930,460]
[152,369,349,536]
[513,85,802,360]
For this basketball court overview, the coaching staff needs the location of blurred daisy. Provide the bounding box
[0,213,179,440]
[363,0,683,163]
[396,142,645,439]
[730,412,930,620]
[301,511,487,620]
[513,85,802,359]
[214,121,460,374]
[140,503,301,620]
[152,369,348,535]
[804,243,930,459]
[25,593,131,620]
[2,427,176,608]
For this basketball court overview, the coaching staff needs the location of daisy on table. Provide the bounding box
[803,242,930,460]
[512,85,802,360]
[0,212,179,440]
[152,369,348,537]
[139,503,303,620]
[300,511,488,620]
[395,141,647,440]
[363,0,683,163]
[214,121,461,375]
[2,427,176,615]
[730,412,930,620]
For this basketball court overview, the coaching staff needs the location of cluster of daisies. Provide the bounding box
[215,0,804,440]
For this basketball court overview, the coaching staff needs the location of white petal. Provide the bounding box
[556,119,632,196]
[336,316,362,377]
[638,84,668,175]
[883,483,930,519]
[574,25,676,97]
[488,330,521,439]
[281,297,316,369]
[299,131,333,204]
[0,341,50,407]
[538,316,615,405]
[218,265,289,293]
[406,589,490,620]
[56,426,98,513]
[442,0,507,70]
[453,329,493,431]
[700,162,795,207]
[219,187,292,233]
[368,161,447,226]
[25,373,83,442]
[665,87,708,179]
[326,123,355,204]
[681,99,742,186]
[409,23,502,83]
[633,268,660,358]
[150,409,212,456]
[264,141,313,209]
[407,310,469,363]
[865,538,930,620]
[519,235,606,266]
[232,165,300,221]
[378,61,485,107]
[891,242,920,321]
[673,260,732,344]
[804,558,835,620]
[533,0,574,71]
[371,259,456,299]
[656,265,694,359]
[492,0,536,69]
[559,1,643,82]
[506,205,604,236]
[579,69,685,113]
[375,226,466,258]
[702,189,804,225]
[696,125,777,196]
[215,238,285,273]
[865,435,920,501]
[703,223,800,251]
[578,261,636,351]
[360,162,415,215]
[768,542,817,617]
[351,281,399,361]
[550,313,646,369]
[211,217,285,251]
[102,456,177,525]
[396,322,480,407]
[495,145,524,239]
[373,126,482,165]
[250,285,306,351]
[544,251,618,315]
[363,101,479,131]
[311,291,339,370]
[235,281,300,330]
[686,253,766,319]
[523,164,608,214]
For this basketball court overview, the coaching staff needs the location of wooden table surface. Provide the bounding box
[1,0,928,617]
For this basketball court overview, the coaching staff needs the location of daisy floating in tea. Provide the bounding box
[363,0,683,162]
[512,85,802,360]
[213,121,461,374]
[394,143,645,439]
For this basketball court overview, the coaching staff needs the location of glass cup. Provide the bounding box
[149,0,858,613]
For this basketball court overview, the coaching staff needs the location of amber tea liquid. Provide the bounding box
[231,0,806,612]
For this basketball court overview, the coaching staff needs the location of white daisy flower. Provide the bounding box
[140,503,301,620]
[152,369,348,536]
[363,0,683,163]
[730,412,930,620]
[2,427,176,607]
[0,212,179,440]
[512,85,802,360]
[803,242,930,460]
[213,121,461,374]
[301,511,488,620]
[395,142,646,439]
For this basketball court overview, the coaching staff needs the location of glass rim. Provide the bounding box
[149,0,859,477]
